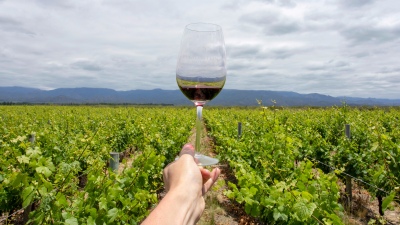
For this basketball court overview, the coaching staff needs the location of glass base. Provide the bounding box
[175,153,219,166]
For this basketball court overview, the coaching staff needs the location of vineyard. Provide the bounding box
[0,105,399,224]
[206,104,399,224]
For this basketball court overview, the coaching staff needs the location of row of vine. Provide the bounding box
[0,106,194,224]
[205,105,399,224]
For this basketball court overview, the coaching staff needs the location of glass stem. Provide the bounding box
[196,105,203,153]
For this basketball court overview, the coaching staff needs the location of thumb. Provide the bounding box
[179,144,195,157]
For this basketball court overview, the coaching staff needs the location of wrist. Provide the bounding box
[142,186,204,225]
[164,187,204,225]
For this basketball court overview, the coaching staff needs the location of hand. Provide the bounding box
[163,143,221,195]
[141,144,221,225]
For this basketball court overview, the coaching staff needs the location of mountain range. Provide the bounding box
[1,86,399,106]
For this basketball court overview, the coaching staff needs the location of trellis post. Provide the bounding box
[345,124,352,211]
[109,152,120,172]
[238,122,242,139]
[24,134,35,223]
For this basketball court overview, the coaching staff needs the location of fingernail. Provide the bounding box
[183,144,194,149]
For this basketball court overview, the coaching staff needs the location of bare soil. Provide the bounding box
[190,124,263,225]
[338,180,400,225]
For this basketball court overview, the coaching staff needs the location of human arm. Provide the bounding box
[141,144,220,225]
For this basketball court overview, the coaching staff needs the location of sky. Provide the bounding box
[0,0,399,99]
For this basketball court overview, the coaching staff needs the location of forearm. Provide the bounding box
[141,188,204,225]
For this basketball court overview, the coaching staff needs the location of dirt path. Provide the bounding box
[190,123,262,225]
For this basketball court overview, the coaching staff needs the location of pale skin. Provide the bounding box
[141,144,221,225]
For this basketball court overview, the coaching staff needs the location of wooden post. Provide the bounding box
[345,176,352,211]
[377,194,384,216]
[23,134,35,223]
[109,152,119,172]
[345,124,352,211]
[345,124,351,139]
[238,122,242,139]
[29,134,35,145]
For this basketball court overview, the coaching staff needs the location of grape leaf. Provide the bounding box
[36,166,52,178]
[382,191,396,212]
[107,208,119,222]
[292,199,316,221]
[87,216,96,225]
[22,186,35,208]
[65,217,78,225]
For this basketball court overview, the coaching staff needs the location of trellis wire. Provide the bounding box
[305,156,393,197]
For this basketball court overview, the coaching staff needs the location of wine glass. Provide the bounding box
[176,23,227,166]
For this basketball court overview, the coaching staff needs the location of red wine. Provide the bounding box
[179,85,222,103]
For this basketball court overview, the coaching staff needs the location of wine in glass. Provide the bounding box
[176,22,227,166]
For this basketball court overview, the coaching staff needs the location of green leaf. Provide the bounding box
[107,208,118,222]
[382,191,396,212]
[65,217,78,225]
[38,186,48,196]
[301,191,313,201]
[87,216,96,225]
[292,199,316,221]
[371,142,379,151]
[55,193,68,207]
[273,208,288,221]
[296,181,305,191]
[324,213,344,225]
[249,186,258,196]
[22,186,35,208]
[245,202,261,217]
[36,166,52,178]
[99,197,107,210]
[86,207,97,218]
[224,190,235,199]
[11,173,27,188]
[26,147,41,159]
[17,155,30,164]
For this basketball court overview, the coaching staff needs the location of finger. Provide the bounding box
[179,143,195,157]
[200,168,211,183]
[202,168,221,195]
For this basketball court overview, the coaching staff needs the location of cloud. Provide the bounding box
[340,23,400,44]
[305,60,351,71]
[379,66,400,74]
[239,8,279,25]
[228,42,305,62]
[0,0,399,99]
[275,0,296,8]
[0,16,20,25]
[228,44,261,58]
[71,59,102,71]
[32,0,75,9]
[0,16,36,35]
[264,21,300,35]
[338,0,375,8]
[239,7,302,35]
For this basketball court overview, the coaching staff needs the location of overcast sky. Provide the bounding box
[1,0,399,98]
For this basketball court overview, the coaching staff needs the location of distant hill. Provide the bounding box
[1,86,399,106]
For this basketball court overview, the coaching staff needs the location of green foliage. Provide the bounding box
[1,105,399,224]
[0,106,194,223]
[206,106,400,223]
